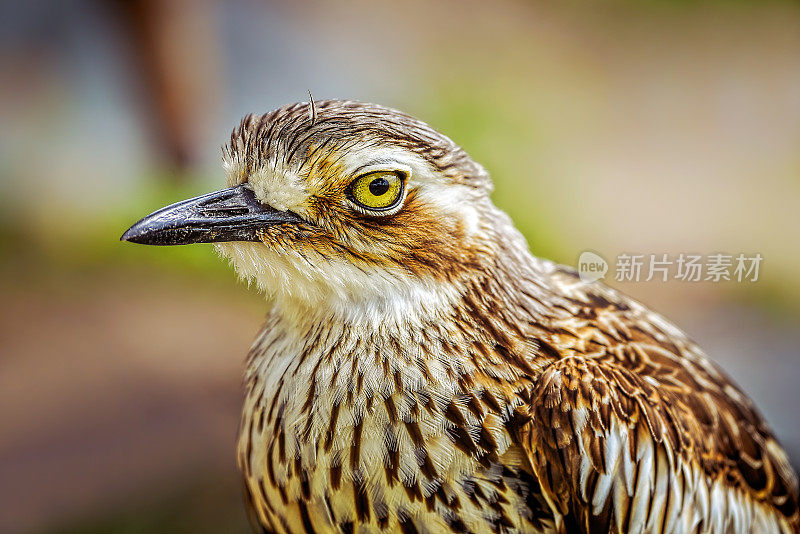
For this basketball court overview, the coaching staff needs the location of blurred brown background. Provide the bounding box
[1,1,799,532]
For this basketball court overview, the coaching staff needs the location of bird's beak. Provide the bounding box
[120,183,304,245]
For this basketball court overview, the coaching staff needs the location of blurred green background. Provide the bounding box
[1,0,799,532]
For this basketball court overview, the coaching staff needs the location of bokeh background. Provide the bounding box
[1,0,799,532]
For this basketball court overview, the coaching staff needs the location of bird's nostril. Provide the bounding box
[197,191,236,207]
[196,190,251,217]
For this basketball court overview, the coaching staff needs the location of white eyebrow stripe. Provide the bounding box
[350,158,407,176]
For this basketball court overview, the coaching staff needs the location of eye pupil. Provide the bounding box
[369,177,390,196]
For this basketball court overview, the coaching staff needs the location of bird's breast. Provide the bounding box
[237,314,552,533]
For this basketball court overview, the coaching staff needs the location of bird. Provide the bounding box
[121,99,799,533]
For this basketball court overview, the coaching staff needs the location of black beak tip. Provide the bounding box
[120,222,148,244]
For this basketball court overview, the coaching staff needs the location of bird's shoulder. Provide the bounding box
[498,263,799,531]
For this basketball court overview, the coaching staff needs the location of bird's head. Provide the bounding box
[122,100,523,318]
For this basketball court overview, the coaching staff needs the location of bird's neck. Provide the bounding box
[243,233,557,400]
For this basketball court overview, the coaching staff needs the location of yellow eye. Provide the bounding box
[348,171,404,211]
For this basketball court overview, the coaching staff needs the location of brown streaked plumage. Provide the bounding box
[122,100,799,533]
